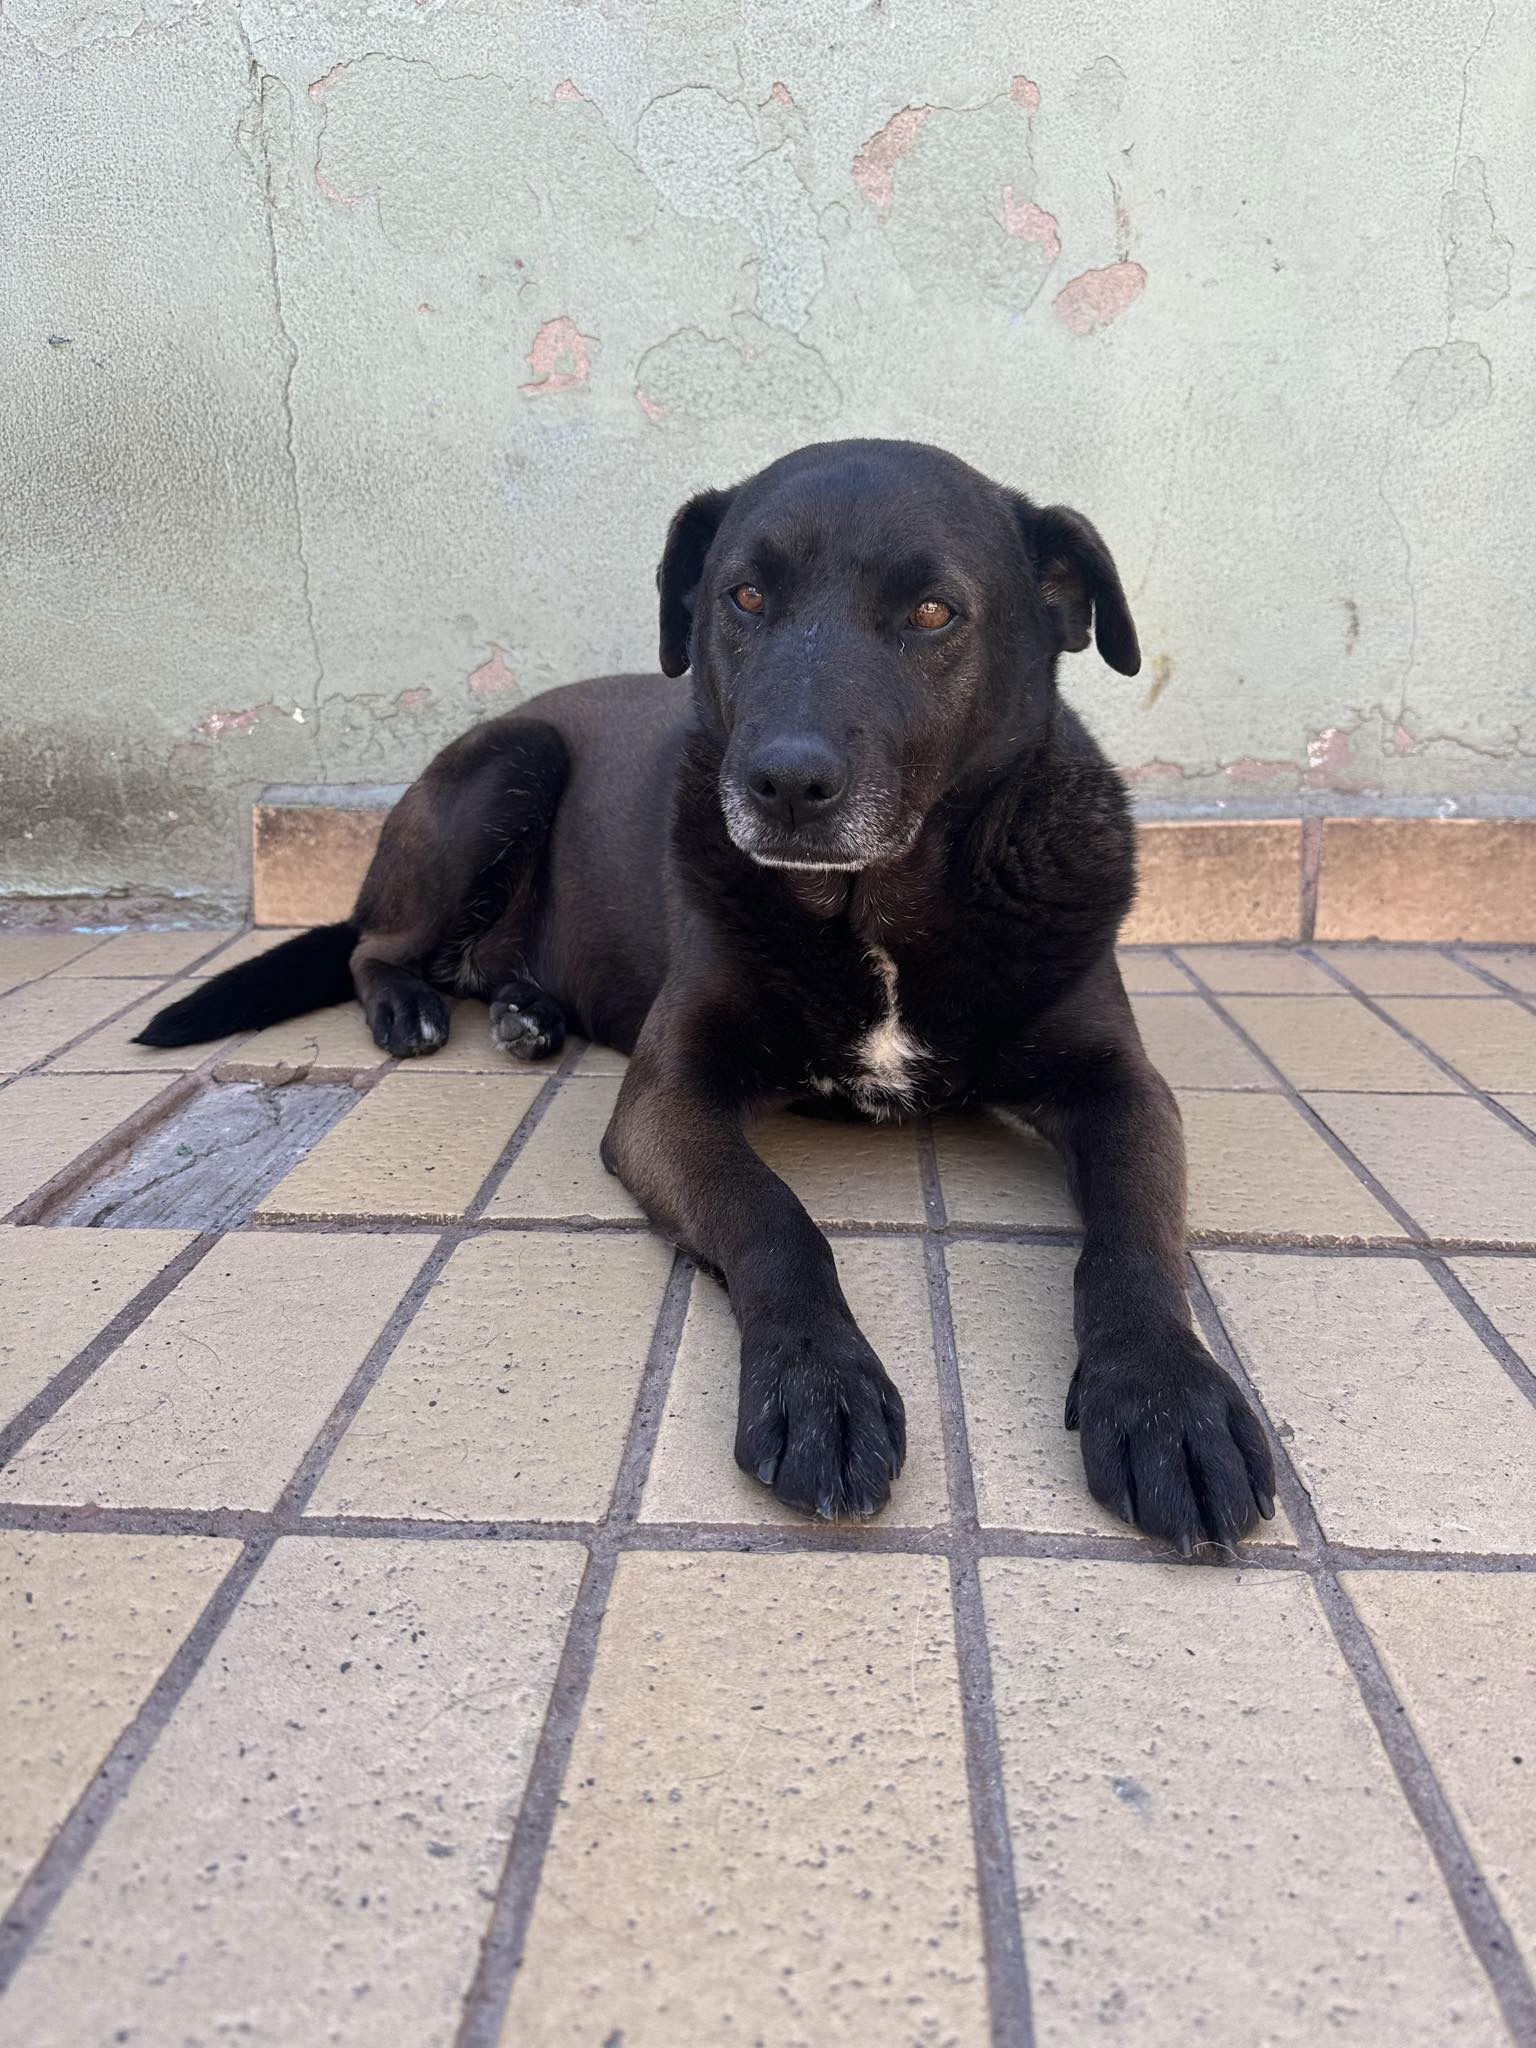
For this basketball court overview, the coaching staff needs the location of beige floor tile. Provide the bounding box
[0,1233,433,1510]
[934,1110,1078,1228]
[1129,994,1273,1089]
[484,1076,641,1222]
[0,1226,195,1431]
[1497,1096,1536,1136]
[1116,950,1188,993]
[1178,945,1337,993]
[188,927,305,973]
[258,1071,545,1221]
[47,987,239,1072]
[507,1551,986,2048]
[0,1074,174,1216]
[570,1040,629,1075]
[1318,946,1490,995]
[982,1560,1503,2047]
[640,1238,949,1526]
[55,930,234,977]
[1,1537,582,2048]
[0,978,161,1076]
[1200,1251,1536,1550]
[1345,1571,1536,1962]
[1,1531,240,1909]
[307,1231,674,1521]
[1377,995,1536,1093]
[946,1240,1294,1547]
[749,1107,927,1224]
[0,933,108,991]
[214,1000,386,1082]
[1452,1257,1536,1363]
[1222,994,1449,1091]
[1181,1091,1402,1243]
[1468,949,1536,995]
[1307,1092,1536,1246]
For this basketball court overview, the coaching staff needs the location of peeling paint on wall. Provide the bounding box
[1053,261,1147,335]
[852,107,932,219]
[519,317,594,397]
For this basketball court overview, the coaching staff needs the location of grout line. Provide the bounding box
[1314,1572,1536,2042]
[1422,1258,1536,1419]
[461,1040,587,1223]
[272,1233,462,1518]
[1447,947,1536,1013]
[1190,1262,1536,2041]
[1171,955,1434,1243]
[925,1237,1035,2047]
[916,1118,950,1230]
[0,932,116,1015]
[951,1555,1034,2048]
[0,1535,275,1995]
[177,1206,1536,1257]
[1187,1258,1328,1562]
[0,1231,224,1471]
[455,1252,695,2048]
[5,1496,1536,1572]
[0,972,207,1094]
[1303,947,1536,1155]
[1299,815,1324,940]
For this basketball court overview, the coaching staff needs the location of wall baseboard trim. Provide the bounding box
[239,791,1530,943]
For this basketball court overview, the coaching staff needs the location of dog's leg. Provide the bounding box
[1029,1055,1276,1555]
[603,996,906,1519]
[349,718,568,1058]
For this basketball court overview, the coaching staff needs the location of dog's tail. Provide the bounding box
[134,920,360,1047]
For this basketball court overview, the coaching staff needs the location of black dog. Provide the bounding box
[143,439,1274,1552]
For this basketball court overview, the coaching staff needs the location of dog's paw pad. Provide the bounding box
[489,997,564,1062]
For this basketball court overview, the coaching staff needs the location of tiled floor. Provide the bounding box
[2,929,1536,2046]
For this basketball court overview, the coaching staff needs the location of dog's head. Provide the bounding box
[656,438,1139,872]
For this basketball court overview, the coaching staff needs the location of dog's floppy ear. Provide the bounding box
[1014,498,1141,677]
[657,486,736,677]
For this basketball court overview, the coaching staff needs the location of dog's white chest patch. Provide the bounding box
[830,945,930,1115]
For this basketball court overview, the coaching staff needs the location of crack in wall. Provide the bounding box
[237,23,327,768]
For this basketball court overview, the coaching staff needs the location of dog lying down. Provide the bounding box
[142,438,1274,1554]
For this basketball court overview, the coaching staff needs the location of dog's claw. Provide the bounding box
[757,1456,779,1486]
[1255,1488,1276,1520]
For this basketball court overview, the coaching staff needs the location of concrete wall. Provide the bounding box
[3,0,1532,907]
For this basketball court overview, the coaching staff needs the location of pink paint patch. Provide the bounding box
[417,302,432,313]
[1120,759,1184,782]
[397,687,431,710]
[1222,756,1293,782]
[1052,261,1147,336]
[315,168,360,205]
[1393,724,1417,754]
[553,78,586,102]
[308,62,347,102]
[1001,188,1060,262]
[852,106,931,219]
[469,646,518,695]
[199,707,261,740]
[770,81,794,107]
[519,315,593,397]
[636,389,669,424]
[1009,76,1041,112]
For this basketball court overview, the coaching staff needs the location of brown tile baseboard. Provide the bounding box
[1314,819,1536,943]
[249,789,1536,944]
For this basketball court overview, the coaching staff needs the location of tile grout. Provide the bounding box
[1190,1262,1536,2042]
[454,1251,696,2048]
[0,1535,276,1996]
[925,1234,1034,2048]
[0,1230,225,1471]
[1171,953,1434,1241]
[1301,946,1536,1154]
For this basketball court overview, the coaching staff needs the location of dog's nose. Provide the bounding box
[745,737,848,825]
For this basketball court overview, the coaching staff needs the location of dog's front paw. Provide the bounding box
[736,1316,906,1520]
[369,986,450,1057]
[489,991,565,1061]
[1066,1327,1275,1556]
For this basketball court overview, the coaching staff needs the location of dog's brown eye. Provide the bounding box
[912,599,953,630]
[734,584,765,615]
